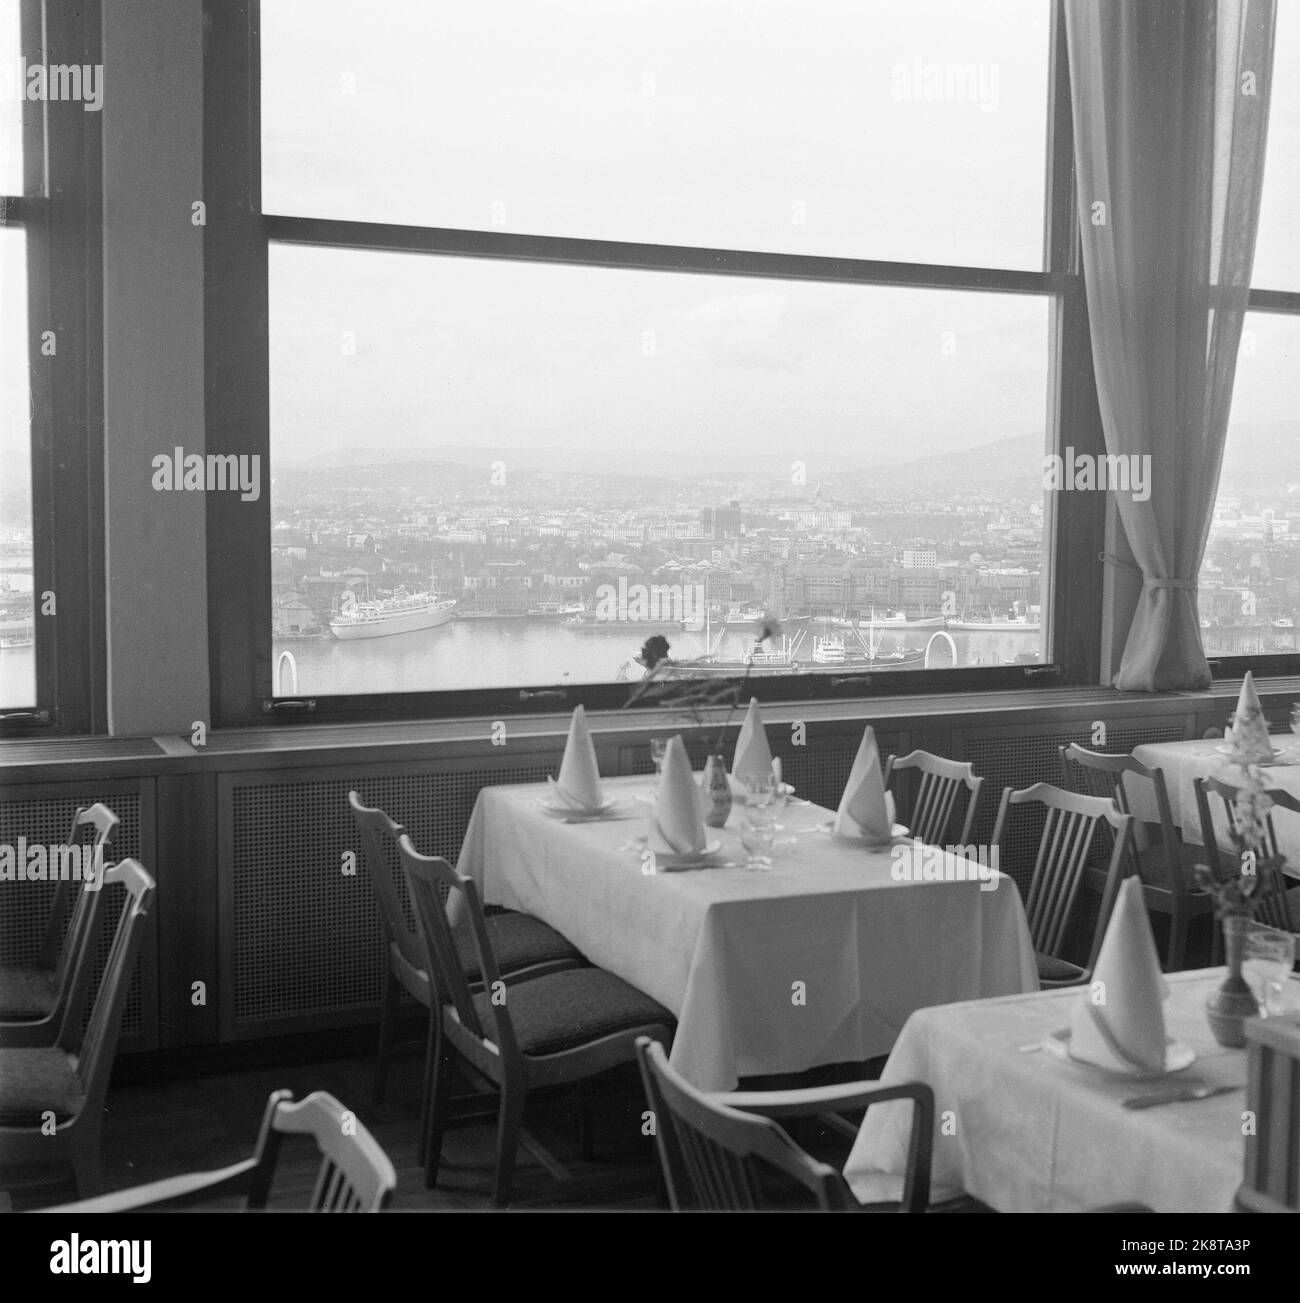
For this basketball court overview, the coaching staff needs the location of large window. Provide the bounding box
[1198,3,1300,665]
[252,0,1065,715]
[0,0,102,735]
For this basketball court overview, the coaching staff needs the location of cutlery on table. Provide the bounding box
[1121,1083,1243,1109]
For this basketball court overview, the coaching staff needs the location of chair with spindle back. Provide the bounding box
[0,803,119,1041]
[1236,1013,1300,1213]
[635,1037,934,1212]
[992,784,1136,988]
[1193,776,1300,934]
[40,1089,397,1212]
[400,836,674,1207]
[1058,746,1215,970]
[884,750,984,848]
[348,792,584,1163]
[0,858,154,1198]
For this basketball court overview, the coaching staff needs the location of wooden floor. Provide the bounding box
[4,1036,672,1211]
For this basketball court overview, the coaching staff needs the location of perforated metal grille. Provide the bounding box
[229,765,554,1028]
[0,792,147,1040]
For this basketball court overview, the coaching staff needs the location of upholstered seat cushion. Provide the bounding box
[0,1047,84,1124]
[0,964,59,1018]
[1035,952,1084,984]
[457,912,585,983]
[472,967,673,1057]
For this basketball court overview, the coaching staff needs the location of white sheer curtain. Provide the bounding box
[1065,0,1276,690]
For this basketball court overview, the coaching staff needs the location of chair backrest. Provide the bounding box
[884,749,984,847]
[347,792,425,983]
[992,782,1135,968]
[65,858,155,1115]
[1193,775,1295,931]
[398,835,518,1062]
[635,1037,855,1210]
[1058,744,1180,862]
[40,803,119,978]
[245,1089,397,1212]
[1237,1013,1300,1213]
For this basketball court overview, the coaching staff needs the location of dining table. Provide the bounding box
[843,968,1296,1212]
[455,774,1038,1091]
[1131,734,1300,868]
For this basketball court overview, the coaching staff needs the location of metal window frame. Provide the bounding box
[0,0,104,737]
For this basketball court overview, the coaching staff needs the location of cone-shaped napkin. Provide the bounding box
[731,697,774,788]
[1068,877,1167,1074]
[549,704,604,811]
[649,736,707,857]
[1228,671,1275,762]
[833,725,895,844]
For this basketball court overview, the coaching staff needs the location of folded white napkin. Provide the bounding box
[549,704,604,811]
[1068,877,1167,1074]
[731,697,774,788]
[1228,670,1275,762]
[649,736,707,857]
[833,726,895,843]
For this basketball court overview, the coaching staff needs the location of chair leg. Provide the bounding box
[491,1084,527,1209]
[373,966,400,1104]
[423,1037,453,1190]
[70,1134,103,1200]
[416,1007,438,1168]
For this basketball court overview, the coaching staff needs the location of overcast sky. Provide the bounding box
[0,2,1296,474]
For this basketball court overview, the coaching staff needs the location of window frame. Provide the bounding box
[0,0,104,738]
[204,0,1121,728]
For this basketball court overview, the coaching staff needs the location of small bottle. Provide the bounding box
[701,754,733,828]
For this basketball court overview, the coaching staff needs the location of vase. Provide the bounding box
[1205,914,1259,1048]
[700,754,732,828]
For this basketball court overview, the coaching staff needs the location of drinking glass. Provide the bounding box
[1243,923,1296,1016]
[1290,703,1300,740]
[741,772,778,807]
[739,803,776,870]
[650,737,668,776]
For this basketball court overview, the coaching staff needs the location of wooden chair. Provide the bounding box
[1236,1013,1300,1213]
[0,803,119,1040]
[1058,745,1215,970]
[347,792,585,1164]
[992,783,1135,988]
[635,1037,933,1212]
[1193,776,1299,933]
[0,859,154,1198]
[884,750,984,847]
[399,836,675,1207]
[41,1089,397,1213]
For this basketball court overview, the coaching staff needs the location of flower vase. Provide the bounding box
[700,754,732,828]
[1205,914,1259,1048]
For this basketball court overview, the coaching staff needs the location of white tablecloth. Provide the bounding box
[456,775,1037,1090]
[1132,736,1300,867]
[843,969,1286,1212]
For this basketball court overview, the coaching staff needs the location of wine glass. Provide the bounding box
[1243,923,1296,1016]
[739,801,776,870]
[741,772,777,807]
[649,737,668,777]
[1290,703,1300,740]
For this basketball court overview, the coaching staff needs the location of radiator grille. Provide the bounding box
[228,764,554,1029]
[0,791,149,1043]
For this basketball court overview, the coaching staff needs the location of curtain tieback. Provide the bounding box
[1142,577,1198,591]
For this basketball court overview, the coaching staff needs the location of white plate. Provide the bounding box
[816,820,910,848]
[1215,745,1288,762]
[538,796,619,817]
[1041,1026,1196,1078]
[638,838,724,869]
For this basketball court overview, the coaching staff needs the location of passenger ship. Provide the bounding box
[329,591,457,641]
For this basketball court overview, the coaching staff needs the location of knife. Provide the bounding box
[1121,1083,1243,1109]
